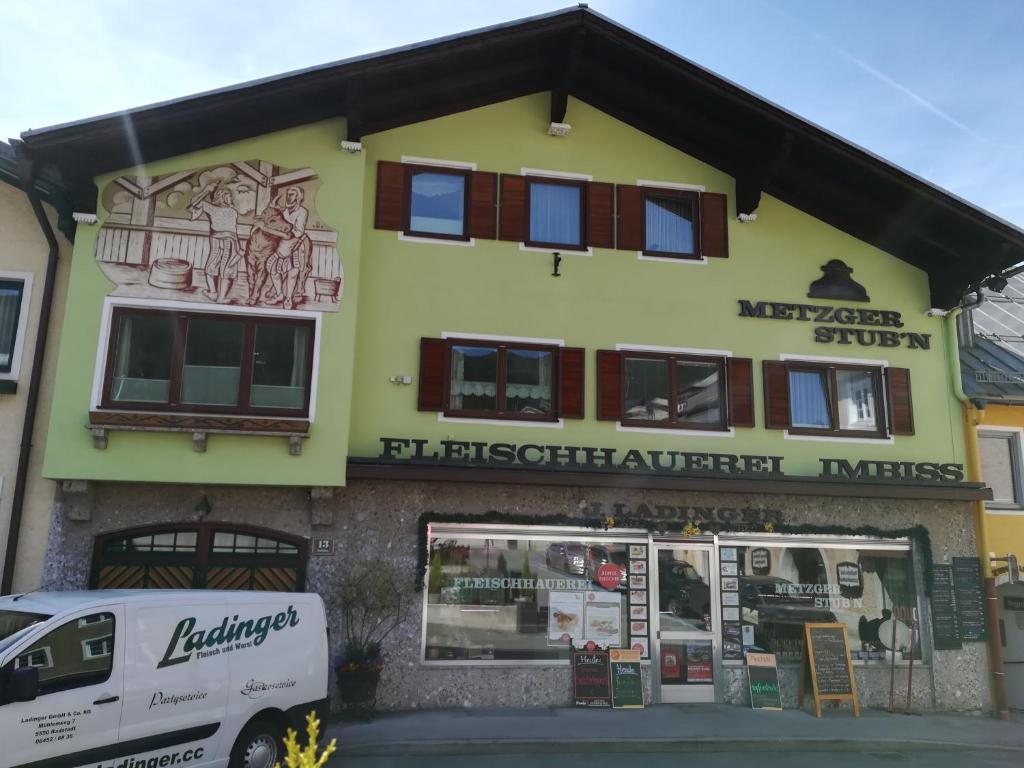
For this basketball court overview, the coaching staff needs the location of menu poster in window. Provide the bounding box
[548,591,585,646]
[720,562,738,577]
[722,622,743,660]
[930,564,961,651]
[686,643,714,682]
[952,557,986,642]
[799,623,860,718]
[572,648,612,707]
[629,545,647,559]
[584,591,622,646]
[722,577,738,591]
[630,637,649,657]
[751,548,771,575]
[630,605,648,621]
[629,560,647,575]
[629,590,647,605]
[720,547,738,562]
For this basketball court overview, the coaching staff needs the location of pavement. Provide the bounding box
[325,704,1024,758]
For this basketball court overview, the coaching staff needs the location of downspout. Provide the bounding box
[0,149,60,595]
[944,302,1010,720]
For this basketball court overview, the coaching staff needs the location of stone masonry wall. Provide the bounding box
[42,479,988,712]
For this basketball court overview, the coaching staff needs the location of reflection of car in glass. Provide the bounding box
[545,543,585,575]
[585,546,628,589]
[658,561,711,621]
[739,575,838,650]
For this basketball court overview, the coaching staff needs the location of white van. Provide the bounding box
[0,590,329,768]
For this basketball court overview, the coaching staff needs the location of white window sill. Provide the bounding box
[437,414,565,429]
[398,233,476,247]
[783,431,894,445]
[637,253,708,265]
[518,243,592,256]
[617,424,735,438]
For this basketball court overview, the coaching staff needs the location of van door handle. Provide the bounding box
[93,696,120,705]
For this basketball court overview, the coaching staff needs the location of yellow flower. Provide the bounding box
[276,711,337,768]
[763,522,775,533]
[681,522,701,537]
[603,515,616,530]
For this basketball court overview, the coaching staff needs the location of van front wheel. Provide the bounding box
[231,718,283,768]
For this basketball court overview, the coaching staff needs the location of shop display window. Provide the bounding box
[719,542,919,664]
[423,528,649,663]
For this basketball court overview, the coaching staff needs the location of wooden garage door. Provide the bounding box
[91,524,307,592]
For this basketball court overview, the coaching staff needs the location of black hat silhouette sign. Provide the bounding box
[807,259,869,303]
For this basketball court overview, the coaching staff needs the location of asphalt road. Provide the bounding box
[338,747,1022,768]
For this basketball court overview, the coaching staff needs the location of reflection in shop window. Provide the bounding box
[424,531,647,662]
[721,544,918,663]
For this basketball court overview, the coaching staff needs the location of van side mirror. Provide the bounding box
[6,667,39,703]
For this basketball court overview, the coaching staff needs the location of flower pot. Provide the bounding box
[337,667,381,704]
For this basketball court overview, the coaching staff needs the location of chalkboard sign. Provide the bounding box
[799,623,860,717]
[952,557,986,642]
[930,564,962,650]
[746,652,782,710]
[610,658,644,709]
[572,648,612,707]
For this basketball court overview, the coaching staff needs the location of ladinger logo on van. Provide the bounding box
[158,606,300,668]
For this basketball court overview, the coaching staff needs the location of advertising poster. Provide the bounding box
[629,545,647,559]
[721,591,739,606]
[686,643,714,682]
[629,590,647,604]
[630,604,648,620]
[630,637,650,657]
[721,562,738,576]
[661,645,683,679]
[629,560,647,574]
[584,590,622,646]
[720,547,738,562]
[548,590,585,645]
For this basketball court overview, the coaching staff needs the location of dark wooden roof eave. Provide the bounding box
[19,6,1024,308]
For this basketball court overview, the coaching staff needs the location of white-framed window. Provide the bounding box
[0,271,33,381]
[15,646,52,670]
[979,428,1024,510]
[81,635,113,660]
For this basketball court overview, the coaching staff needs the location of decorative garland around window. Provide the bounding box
[415,510,934,596]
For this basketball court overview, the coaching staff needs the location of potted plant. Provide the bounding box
[335,560,406,705]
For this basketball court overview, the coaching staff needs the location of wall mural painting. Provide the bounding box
[95,161,343,312]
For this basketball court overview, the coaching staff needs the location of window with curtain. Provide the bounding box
[447,339,556,420]
[644,191,697,257]
[103,307,314,416]
[408,169,467,237]
[622,352,726,429]
[527,180,583,248]
[0,279,25,374]
[787,364,883,436]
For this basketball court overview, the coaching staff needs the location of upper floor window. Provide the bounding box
[375,161,496,241]
[763,361,913,438]
[101,307,314,417]
[0,277,27,375]
[407,166,470,239]
[596,350,753,430]
[418,337,585,421]
[526,177,585,249]
[979,430,1023,508]
[643,189,699,258]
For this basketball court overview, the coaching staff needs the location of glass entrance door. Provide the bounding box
[653,543,719,703]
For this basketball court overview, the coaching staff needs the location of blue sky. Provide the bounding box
[2,1,1023,226]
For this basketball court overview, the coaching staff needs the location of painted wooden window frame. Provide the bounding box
[404,163,473,242]
[99,306,315,418]
[978,428,1024,510]
[443,337,562,423]
[524,176,588,252]
[784,361,887,439]
[640,187,702,259]
[620,351,728,431]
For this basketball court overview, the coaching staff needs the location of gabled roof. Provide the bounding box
[18,6,1024,307]
[0,141,75,240]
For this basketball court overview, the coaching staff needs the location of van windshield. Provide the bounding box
[0,610,51,655]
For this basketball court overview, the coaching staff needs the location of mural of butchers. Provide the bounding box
[93,160,342,312]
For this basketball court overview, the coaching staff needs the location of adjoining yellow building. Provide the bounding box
[960,290,1024,711]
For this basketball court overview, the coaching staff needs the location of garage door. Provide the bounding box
[90,524,308,591]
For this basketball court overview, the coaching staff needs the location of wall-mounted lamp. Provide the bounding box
[389,375,413,385]
[552,252,562,277]
[340,140,363,153]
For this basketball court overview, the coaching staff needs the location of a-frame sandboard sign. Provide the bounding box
[799,622,860,717]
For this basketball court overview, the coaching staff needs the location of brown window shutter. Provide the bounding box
[418,338,446,412]
[762,360,791,429]
[499,174,527,242]
[587,182,614,249]
[469,171,497,240]
[700,192,729,258]
[616,185,643,251]
[558,347,585,419]
[885,367,915,435]
[375,161,406,231]
[596,350,623,421]
[726,357,754,428]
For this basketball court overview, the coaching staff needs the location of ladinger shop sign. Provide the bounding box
[378,438,964,483]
